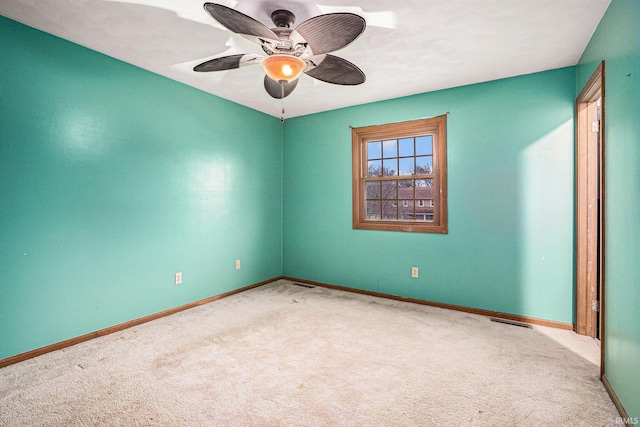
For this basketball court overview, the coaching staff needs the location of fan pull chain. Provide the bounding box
[280,81,286,124]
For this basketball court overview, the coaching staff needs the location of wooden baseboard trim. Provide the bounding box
[0,278,277,369]
[0,275,575,369]
[602,374,633,425]
[283,276,574,331]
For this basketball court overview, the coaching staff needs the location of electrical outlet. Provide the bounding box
[235,259,241,270]
[411,267,419,278]
[175,272,182,285]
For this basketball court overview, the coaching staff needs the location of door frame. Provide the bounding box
[575,61,605,375]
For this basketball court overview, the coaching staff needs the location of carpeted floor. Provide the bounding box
[0,279,620,426]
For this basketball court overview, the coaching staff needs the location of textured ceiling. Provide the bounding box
[1,0,610,118]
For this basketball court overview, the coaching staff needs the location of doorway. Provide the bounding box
[575,62,605,371]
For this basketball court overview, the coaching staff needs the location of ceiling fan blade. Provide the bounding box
[294,13,366,55]
[305,54,365,85]
[193,54,262,72]
[204,3,279,44]
[264,76,299,99]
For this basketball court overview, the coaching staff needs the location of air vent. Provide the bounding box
[490,318,532,329]
[291,282,315,289]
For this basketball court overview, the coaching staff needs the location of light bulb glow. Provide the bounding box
[282,64,293,76]
[261,55,306,83]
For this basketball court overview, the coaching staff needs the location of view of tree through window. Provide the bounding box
[365,135,434,221]
[352,115,447,233]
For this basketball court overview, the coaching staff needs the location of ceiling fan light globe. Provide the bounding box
[261,55,306,83]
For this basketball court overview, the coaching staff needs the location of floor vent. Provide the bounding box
[291,283,315,289]
[490,318,532,329]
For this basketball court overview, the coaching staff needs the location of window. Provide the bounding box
[352,115,447,233]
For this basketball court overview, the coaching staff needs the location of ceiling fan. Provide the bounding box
[194,3,366,99]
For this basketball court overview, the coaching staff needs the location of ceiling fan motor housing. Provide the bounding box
[271,10,295,28]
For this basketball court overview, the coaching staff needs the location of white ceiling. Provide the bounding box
[1,0,610,118]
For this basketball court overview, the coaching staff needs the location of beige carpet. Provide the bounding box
[0,279,620,426]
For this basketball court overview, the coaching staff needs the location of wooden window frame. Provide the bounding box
[352,115,448,233]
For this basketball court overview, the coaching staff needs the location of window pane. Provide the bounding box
[416,135,433,155]
[382,181,397,199]
[399,157,414,176]
[399,138,414,157]
[366,201,381,219]
[415,186,433,201]
[415,156,433,174]
[415,213,431,222]
[365,181,381,199]
[368,160,382,177]
[398,180,414,198]
[399,200,413,220]
[382,201,397,219]
[382,159,397,176]
[415,178,433,188]
[382,139,397,158]
[367,141,381,159]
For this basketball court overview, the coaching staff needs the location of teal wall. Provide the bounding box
[578,0,640,420]
[0,17,283,360]
[283,67,576,324]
